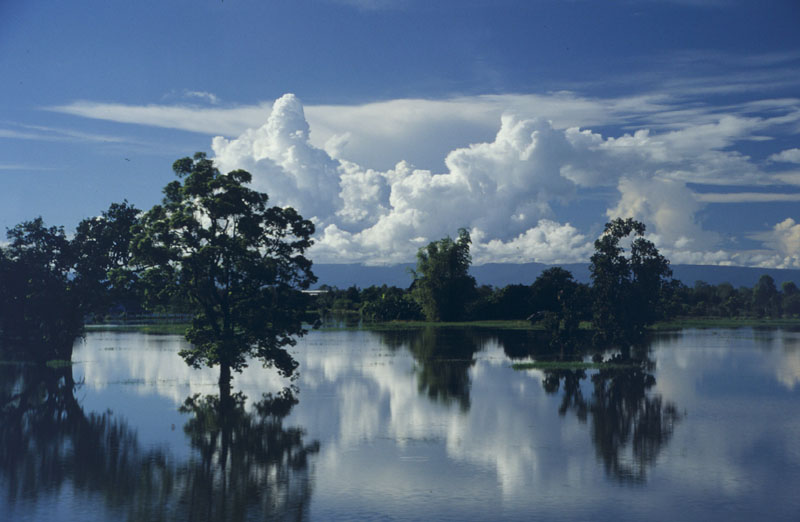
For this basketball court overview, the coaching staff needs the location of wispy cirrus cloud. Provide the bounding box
[0,163,56,171]
[47,101,266,137]
[695,192,800,203]
[0,123,127,143]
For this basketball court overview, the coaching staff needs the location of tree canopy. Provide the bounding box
[590,218,672,347]
[411,228,476,321]
[73,200,142,316]
[131,153,316,392]
[0,218,82,360]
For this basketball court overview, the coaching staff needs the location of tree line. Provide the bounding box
[1,153,797,388]
[315,221,800,336]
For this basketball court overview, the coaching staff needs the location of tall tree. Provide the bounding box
[590,218,672,348]
[411,228,476,321]
[131,153,316,395]
[752,274,779,317]
[73,200,142,316]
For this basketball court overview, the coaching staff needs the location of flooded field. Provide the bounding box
[2,327,800,521]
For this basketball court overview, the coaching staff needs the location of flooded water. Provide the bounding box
[2,327,800,521]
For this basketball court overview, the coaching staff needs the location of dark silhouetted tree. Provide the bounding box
[752,274,779,317]
[0,218,82,361]
[73,200,142,316]
[411,228,476,321]
[590,218,672,347]
[131,153,316,396]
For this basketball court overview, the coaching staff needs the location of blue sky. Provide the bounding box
[2,0,799,267]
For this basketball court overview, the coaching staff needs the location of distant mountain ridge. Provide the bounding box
[312,262,800,290]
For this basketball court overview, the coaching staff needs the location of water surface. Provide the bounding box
[2,327,799,521]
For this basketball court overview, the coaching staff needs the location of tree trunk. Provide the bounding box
[219,362,232,405]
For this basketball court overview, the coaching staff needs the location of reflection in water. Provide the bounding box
[542,352,682,483]
[0,363,318,521]
[176,390,319,521]
[376,326,683,483]
[0,363,151,512]
[376,327,484,411]
[7,328,799,519]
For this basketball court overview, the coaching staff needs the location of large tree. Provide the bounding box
[590,218,672,348]
[411,228,476,321]
[73,200,143,316]
[131,153,316,394]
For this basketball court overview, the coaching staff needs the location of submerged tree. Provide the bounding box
[131,153,316,395]
[411,228,476,321]
[590,218,672,348]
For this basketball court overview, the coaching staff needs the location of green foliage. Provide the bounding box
[131,153,316,387]
[590,218,672,347]
[411,229,477,321]
[361,285,422,321]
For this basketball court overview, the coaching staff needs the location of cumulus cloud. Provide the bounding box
[471,221,594,265]
[198,93,800,267]
[50,90,799,268]
[212,95,342,221]
[769,148,800,164]
[749,218,800,268]
[607,176,718,250]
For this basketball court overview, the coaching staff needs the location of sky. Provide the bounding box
[1,0,799,268]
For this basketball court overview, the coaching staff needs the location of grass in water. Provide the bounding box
[45,359,72,368]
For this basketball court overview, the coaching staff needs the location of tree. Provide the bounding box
[752,274,779,317]
[0,218,83,361]
[360,285,422,322]
[782,281,800,316]
[411,228,476,321]
[73,200,142,316]
[530,267,590,347]
[131,153,316,395]
[590,218,672,348]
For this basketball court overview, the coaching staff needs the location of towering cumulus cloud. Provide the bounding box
[212,95,342,222]
[208,94,796,267]
[211,95,596,265]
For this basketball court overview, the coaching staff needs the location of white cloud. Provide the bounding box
[212,94,342,222]
[47,92,800,268]
[769,148,800,164]
[50,100,268,136]
[748,218,800,268]
[471,221,593,265]
[607,176,718,250]
[183,90,220,105]
[695,192,800,203]
[0,123,127,143]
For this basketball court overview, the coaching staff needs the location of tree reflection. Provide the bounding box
[173,390,319,521]
[541,351,682,483]
[0,363,150,510]
[0,363,318,520]
[376,327,484,411]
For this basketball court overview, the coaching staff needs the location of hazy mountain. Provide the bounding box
[312,263,800,290]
